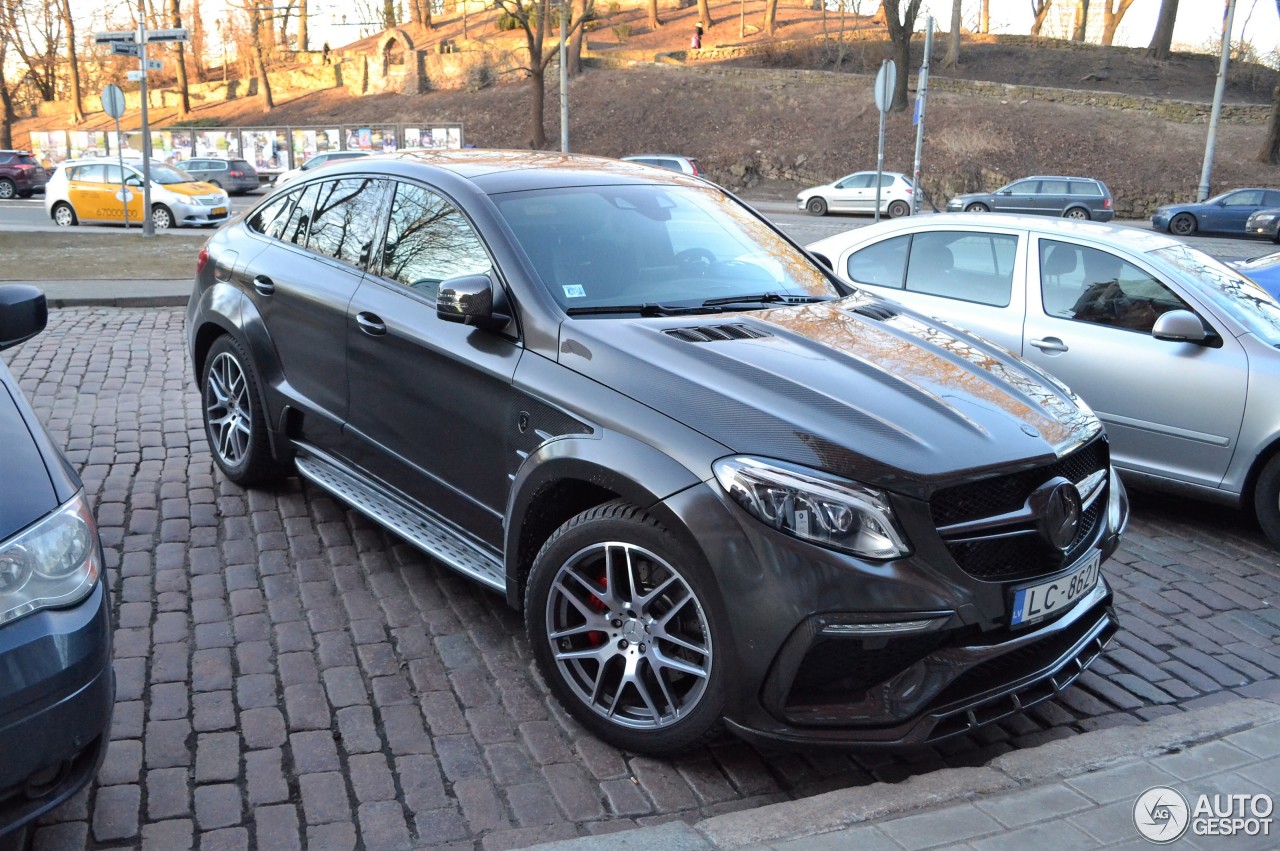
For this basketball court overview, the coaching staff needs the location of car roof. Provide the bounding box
[318,149,707,193]
[807,212,1183,254]
[623,154,696,160]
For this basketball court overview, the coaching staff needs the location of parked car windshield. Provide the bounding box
[493,184,842,313]
[1152,243,1280,345]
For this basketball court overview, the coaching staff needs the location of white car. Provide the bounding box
[44,157,229,230]
[797,170,916,218]
[273,150,372,188]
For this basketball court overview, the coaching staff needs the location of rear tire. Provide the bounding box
[201,335,287,486]
[806,197,828,216]
[887,200,911,218]
[0,179,14,200]
[1064,207,1091,220]
[964,202,989,213]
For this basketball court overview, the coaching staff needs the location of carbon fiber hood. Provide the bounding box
[557,294,1101,497]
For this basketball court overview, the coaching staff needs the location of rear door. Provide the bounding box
[1033,178,1070,216]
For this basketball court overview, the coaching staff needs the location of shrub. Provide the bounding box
[612,22,632,40]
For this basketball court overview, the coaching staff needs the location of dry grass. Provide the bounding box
[0,231,207,281]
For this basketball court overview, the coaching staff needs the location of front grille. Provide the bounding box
[948,501,1101,581]
[787,632,947,701]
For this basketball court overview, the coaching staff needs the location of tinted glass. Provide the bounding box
[247,192,297,240]
[1040,239,1189,333]
[1223,190,1263,206]
[232,160,255,171]
[1008,181,1038,195]
[280,182,321,245]
[379,182,491,300]
[72,164,106,183]
[148,163,196,185]
[1038,180,1069,195]
[306,177,388,267]
[1068,180,1102,196]
[847,235,909,288]
[905,231,1016,307]
[494,184,840,311]
[0,153,12,164]
[1266,190,1280,206]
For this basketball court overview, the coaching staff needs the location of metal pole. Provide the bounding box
[875,61,887,223]
[116,114,130,229]
[139,0,154,237]
[559,0,569,153]
[1198,0,1237,202]
[911,16,933,215]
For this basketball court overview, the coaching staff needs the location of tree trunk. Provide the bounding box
[1260,79,1280,164]
[980,0,989,33]
[171,0,191,116]
[530,66,546,148]
[697,0,713,31]
[942,0,961,68]
[383,0,396,29]
[299,0,308,50]
[190,0,207,81]
[0,47,12,151]
[569,0,586,74]
[1071,0,1088,41]
[648,0,660,29]
[1146,0,1178,59]
[251,2,274,109]
[58,0,84,123]
[881,0,922,112]
[1031,0,1052,37]
[1100,0,1135,46]
[763,0,777,36]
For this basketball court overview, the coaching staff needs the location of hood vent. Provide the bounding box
[847,302,898,322]
[664,324,773,343]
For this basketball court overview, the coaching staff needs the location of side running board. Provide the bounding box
[294,448,505,592]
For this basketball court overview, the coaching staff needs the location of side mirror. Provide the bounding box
[809,251,833,271]
[1151,309,1208,343]
[998,189,1012,195]
[0,284,48,351]
[437,273,510,331]
[126,176,144,187]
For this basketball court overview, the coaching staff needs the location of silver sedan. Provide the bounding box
[808,213,1280,546]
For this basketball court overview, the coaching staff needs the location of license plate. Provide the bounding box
[212,207,226,217]
[1010,550,1101,627]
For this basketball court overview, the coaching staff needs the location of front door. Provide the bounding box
[345,179,521,548]
[1024,236,1248,488]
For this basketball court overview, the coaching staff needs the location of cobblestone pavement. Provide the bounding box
[3,307,1279,851]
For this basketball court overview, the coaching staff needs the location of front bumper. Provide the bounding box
[1151,212,1171,230]
[1246,220,1280,239]
[0,581,114,837]
[172,198,231,227]
[657,455,1125,748]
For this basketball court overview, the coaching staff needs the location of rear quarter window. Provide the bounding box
[1069,181,1103,196]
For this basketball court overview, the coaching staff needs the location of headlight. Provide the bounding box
[1107,466,1129,535]
[0,492,101,626]
[713,456,910,559]
[1252,214,1277,223]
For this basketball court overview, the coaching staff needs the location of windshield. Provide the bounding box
[1151,243,1280,345]
[147,163,197,185]
[492,184,842,314]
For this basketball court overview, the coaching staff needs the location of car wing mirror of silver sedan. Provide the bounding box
[1152,309,1212,344]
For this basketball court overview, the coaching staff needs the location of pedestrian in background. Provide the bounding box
[691,22,702,50]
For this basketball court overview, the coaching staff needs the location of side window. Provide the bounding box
[73,164,106,183]
[1008,181,1038,196]
[846,234,909,288]
[246,192,297,240]
[878,174,895,188]
[1224,190,1263,207]
[1039,239,1191,333]
[905,231,1016,307]
[1039,179,1069,195]
[1069,180,1102,196]
[280,182,321,246]
[306,178,388,267]
[379,181,491,300]
[1266,190,1280,206]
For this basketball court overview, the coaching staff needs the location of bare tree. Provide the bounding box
[697,0,713,32]
[1098,0,1136,45]
[881,0,923,112]
[410,0,433,29]
[1260,0,1280,163]
[942,0,961,68]
[244,0,274,108]
[1071,0,1088,41]
[4,0,63,102]
[169,0,191,115]
[763,0,777,36]
[190,0,208,80]
[647,0,660,30]
[1146,0,1179,59]
[980,0,988,32]
[0,33,12,150]
[1031,0,1052,37]
[56,0,83,122]
[492,0,591,148]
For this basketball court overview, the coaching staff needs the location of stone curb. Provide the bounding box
[518,697,1280,850]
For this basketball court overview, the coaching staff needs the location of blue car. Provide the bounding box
[1152,187,1280,237]
[0,285,113,837]
[1232,251,1280,299]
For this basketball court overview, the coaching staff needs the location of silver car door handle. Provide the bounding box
[356,312,387,336]
[1029,337,1069,353]
[252,275,275,296]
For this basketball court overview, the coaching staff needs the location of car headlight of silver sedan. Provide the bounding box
[714,456,910,559]
[0,492,101,626]
[1251,213,1277,223]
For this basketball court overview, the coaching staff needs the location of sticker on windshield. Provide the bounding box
[563,285,586,298]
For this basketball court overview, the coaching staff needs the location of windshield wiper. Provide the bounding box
[565,303,724,317]
[701,292,835,308]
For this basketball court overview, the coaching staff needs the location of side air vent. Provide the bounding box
[664,324,773,343]
[847,303,898,321]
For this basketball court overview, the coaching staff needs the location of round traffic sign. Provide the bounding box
[873,60,897,113]
[101,84,126,119]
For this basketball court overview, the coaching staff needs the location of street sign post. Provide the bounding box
[873,60,896,223]
[111,41,139,56]
[102,85,132,229]
[145,28,189,42]
[94,30,137,43]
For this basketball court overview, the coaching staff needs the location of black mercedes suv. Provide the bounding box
[186,151,1127,754]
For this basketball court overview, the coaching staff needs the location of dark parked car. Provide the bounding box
[947,176,1114,221]
[0,285,113,837]
[1231,251,1280,299]
[1245,207,1280,242]
[181,157,261,194]
[0,151,48,199]
[187,151,1127,753]
[1152,188,1280,237]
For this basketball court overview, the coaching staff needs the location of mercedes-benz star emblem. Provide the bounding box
[1031,477,1082,551]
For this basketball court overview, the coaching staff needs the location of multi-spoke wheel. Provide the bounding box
[152,205,175,230]
[527,502,726,754]
[201,335,285,485]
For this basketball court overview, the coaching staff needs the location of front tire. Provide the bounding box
[526,502,727,754]
[806,197,828,216]
[887,200,911,218]
[965,202,989,212]
[1169,212,1197,236]
[52,202,78,227]
[201,335,286,486]
[152,205,175,230]
[1254,454,1280,549]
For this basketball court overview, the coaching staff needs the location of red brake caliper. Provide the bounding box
[586,571,608,647]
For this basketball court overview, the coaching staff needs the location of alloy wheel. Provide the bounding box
[205,352,253,467]
[544,542,712,730]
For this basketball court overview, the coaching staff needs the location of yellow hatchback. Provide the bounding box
[45,158,231,230]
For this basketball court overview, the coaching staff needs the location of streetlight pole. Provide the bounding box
[559,0,569,153]
[1198,0,1237,202]
[138,0,154,237]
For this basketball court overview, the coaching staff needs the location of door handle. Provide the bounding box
[253,275,275,296]
[1029,337,1069,354]
[356,312,387,336]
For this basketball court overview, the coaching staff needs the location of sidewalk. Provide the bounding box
[31,278,191,308]
[524,698,1280,850]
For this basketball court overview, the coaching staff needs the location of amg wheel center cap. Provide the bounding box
[1031,477,1082,551]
